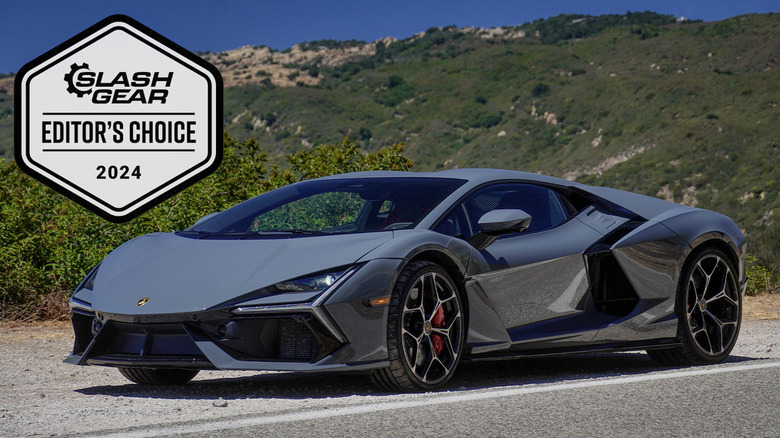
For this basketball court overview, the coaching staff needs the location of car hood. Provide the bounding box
[89,231,393,315]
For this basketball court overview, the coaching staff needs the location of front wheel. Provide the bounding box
[372,261,464,392]
[118,368,200,385]
[647,247,741,366]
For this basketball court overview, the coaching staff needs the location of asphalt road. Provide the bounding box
[1,319,779,437]
[97,359,780,438]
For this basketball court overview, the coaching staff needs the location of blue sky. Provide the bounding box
[3,0,779,74]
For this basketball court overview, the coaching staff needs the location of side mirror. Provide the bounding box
[468,209,532,251]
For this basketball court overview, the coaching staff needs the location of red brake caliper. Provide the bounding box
[431,306,445,355]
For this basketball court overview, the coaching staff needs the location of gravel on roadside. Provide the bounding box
[1,296,777,437]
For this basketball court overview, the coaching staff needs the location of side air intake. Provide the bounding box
[587,252,639,316]
[585,221,642,317]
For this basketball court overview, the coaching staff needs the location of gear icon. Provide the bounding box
[64,62,92,98]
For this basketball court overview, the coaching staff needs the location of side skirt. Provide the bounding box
[464,338,681,362]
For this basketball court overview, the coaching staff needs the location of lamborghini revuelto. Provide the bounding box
[67,169,746,391]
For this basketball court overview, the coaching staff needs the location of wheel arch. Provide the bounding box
[685,232,745,289]
[404,247,470,327]
[659,209,746,287]
[400,245,471,333]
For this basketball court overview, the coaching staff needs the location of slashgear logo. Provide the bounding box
[63,63,174,103]
[15,15,223,222]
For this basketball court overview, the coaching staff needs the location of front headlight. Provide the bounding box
[274,269,347,292]
[75,264,100,293]
[71,264,100,313]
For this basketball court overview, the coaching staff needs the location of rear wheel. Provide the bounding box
[118,368,200,385]
[372,261,464,392]
[647,247,741,365]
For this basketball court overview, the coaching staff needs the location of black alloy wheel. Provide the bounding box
[648,247,741,365]
[372,261,464,392]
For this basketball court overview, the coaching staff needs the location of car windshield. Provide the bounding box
[186,177,466,235]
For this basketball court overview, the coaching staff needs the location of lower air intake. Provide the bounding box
[279,318,320,360]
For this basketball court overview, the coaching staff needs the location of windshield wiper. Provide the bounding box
[245,228,320,236]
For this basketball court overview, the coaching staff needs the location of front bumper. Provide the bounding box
[66,259,403,372]
[65,308,368,370]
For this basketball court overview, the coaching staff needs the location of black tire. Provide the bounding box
[647,247,741,366]
[118,368,200,385]
[372,261,464,392]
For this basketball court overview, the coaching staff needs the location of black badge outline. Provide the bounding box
[15,15,223,223]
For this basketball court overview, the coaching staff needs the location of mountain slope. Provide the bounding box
[1,13,778,269]
[219,14,780,268]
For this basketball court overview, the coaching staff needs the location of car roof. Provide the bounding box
[317,169,592,230]
[318,168,687,225]
[318,168,584,189]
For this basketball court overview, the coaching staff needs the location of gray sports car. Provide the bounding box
[67,169,746,391]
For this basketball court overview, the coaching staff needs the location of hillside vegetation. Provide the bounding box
[0,12,778,275]
[220,13,780,273]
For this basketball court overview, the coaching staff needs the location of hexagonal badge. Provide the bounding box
[15,15,222,222]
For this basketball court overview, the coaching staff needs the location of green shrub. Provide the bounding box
[472,112,503,128]
[0,134,412,319]
[522,12,677,44]
[378,77,416,107]
[386,75,405,89]
[745,254,778,295]
[532,83,550,97]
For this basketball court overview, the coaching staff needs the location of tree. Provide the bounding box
[0,133,413,319]
[264,137,412,188]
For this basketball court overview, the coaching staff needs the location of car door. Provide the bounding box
[436,182,613,348]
